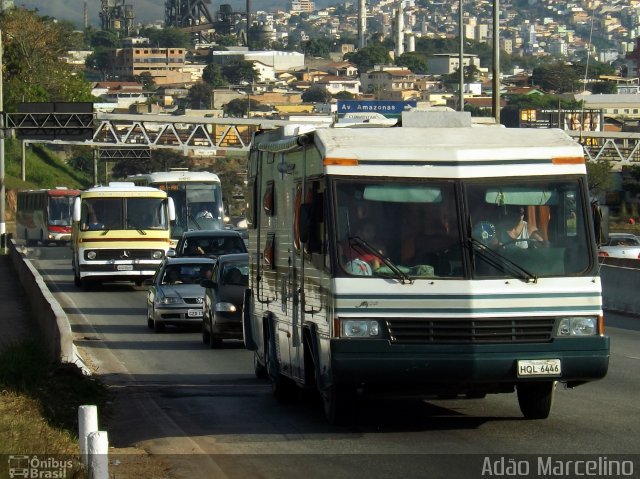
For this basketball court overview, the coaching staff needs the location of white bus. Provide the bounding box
[243,112,610,424]
[128,170,225,247]
[16,187,81,246]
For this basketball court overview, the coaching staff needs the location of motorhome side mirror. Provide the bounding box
[166,249,176,258]
[297,203,312,244]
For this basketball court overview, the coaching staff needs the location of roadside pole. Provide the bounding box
[0,29,6,250]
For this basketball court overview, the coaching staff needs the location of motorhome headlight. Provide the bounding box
[215,302,237,313]
[158,296,182,305]
[152,250,164,260]
[341,319,381,338]
[86,251,97,260]
[557,317,597,336]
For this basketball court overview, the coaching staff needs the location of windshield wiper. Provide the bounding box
[188,213,203,230]
[468,237,537,283]
[349,236,413,284]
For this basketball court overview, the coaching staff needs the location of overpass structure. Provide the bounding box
[6,110,640,165]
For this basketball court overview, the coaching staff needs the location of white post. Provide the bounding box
[88,430,109,479]
[78,405,98,467]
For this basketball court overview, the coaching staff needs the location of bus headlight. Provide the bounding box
[86,251,97,260]
[557,317,597,336]
[152,250,164,260]
[341,319,381,338]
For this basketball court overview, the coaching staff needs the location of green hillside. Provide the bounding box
[3,139,93,191]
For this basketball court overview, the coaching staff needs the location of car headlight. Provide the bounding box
[86,251,97,260]
[341,319,381,338]
[152,250,164,260]
[158,296,182,305]
[215,302,237,313]
[557,317,597,336]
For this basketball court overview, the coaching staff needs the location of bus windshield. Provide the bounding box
[80,197,168,231]
[48,196,75,226]
[164,183,223,238]
[334,177,591,279]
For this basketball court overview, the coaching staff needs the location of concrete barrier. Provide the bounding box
[600,260,640,316]
[7,238,83,367]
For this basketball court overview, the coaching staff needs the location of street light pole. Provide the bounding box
[458,0,464,112]
[0,29,6,243]
[492,0,501,123]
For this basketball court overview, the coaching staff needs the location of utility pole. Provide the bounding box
[0,29,6,245]
[492,0,501,123]
[458,0,464,112]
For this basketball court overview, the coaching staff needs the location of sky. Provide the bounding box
[16,0,335,28]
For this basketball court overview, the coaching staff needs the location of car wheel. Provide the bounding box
[147,303,154,329]
[154,319,164,333]
[517,381,555,419]
[202,312,211,344]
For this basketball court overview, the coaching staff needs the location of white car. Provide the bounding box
[598,233,640,259]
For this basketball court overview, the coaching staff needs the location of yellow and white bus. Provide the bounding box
[71,182,175,289]
[128,169,225,247]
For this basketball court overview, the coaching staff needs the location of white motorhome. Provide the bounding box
[242,112,609,423]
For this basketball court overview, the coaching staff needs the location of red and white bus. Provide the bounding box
[16,187,81,246]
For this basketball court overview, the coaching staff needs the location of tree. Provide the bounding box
[187,82,213,109]
[87,28,120,49]
[136,72,156,91]
[202,64,228,88]
[223,98,260,117]
[334,91,355,100]
[301,87,332,103]
[531,62,580,93]
[222,60,259,85]
[140,27,190,48]
[111,150,189,178]
[344,43,392,72]
[86,47,111,79]
[591,82,617,94]
[0,9,95,110]
[587,160,614,197]
[303,38,332,58]
[396,52,428,74]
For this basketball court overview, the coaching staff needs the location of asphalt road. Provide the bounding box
[27,246,640,479]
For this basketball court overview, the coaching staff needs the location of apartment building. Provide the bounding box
[290,0,315,13]
[360,66,418,101]
[107,47,191,86]
[427,54,481,75]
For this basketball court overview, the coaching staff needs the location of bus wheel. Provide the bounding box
[322,385,354,425]
[517,381,555,419]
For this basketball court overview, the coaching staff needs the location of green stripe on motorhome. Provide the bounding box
[334,292,600,301]
[335,305,600,314]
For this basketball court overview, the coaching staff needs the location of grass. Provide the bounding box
[0,338,111,455]
[3,139,93,191]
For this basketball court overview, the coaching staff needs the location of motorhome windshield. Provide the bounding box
[334,177,591,279]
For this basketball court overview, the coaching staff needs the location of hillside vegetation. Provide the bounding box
[3,140,93,221]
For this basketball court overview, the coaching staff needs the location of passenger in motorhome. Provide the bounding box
[343,220,386,273]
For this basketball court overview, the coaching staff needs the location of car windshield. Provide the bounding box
[333,177,593,279]
[161,263,211,285]
[221,262,249,285]
[179,236,247,256]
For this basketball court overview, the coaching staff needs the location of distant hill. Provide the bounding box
[18,0,336,28]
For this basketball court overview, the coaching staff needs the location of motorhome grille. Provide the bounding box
[90,249,158,260]
[386,318,555,344]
